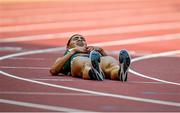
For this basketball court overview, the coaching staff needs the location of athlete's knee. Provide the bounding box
[110,68,119,80]
[82,64,91,80]
[101,56,117,61]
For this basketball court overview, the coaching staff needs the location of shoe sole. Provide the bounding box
[119,49,131,82]
[89,51,104,81]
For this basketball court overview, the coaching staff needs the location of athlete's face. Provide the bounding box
[68,35,87,48]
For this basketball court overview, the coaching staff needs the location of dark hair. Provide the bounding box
[66,34,83,47]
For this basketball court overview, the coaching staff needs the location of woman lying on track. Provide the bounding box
[50,34,131,82]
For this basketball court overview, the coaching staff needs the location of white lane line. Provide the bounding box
[0,91,95,96]
[1,25,180,43]
[129,50,180,86]
[0,66,49,70]
[0,99,88,112]
[129,81,165,84]
[1,70,180,107]
[0,47,65,60]
[132,50,180,62]
[143,91,180,96]
[2,16,180,32]
[1,48,180,107]
[0,47,22,51]
[0,34,179,60]
[31,78,73,81]
[90,33,180,47]
[8,57,45,60]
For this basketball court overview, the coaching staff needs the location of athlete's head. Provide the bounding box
[67,34,87,49]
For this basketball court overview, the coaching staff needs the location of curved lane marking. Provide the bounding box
[1,70,180,107]
[129,50,180,86]
[1,47,180,107]
[0,99,88,112]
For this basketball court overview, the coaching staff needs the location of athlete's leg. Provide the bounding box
[71,51,104,80]
[100,50,131,81]
[71,56,91,79]
[100,56,120,80]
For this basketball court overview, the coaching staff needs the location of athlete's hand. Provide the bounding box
[86,46,107,56]
[86,46,103,52]
[73,47,87,53]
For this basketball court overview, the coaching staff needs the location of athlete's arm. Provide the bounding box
[86,46,107,56]
[49,47,87,75]
[50,50,75,75]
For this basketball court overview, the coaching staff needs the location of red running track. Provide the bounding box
[0,0,180,112]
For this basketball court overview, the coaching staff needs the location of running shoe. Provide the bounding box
[88,50,104,81]
[119,49,131,82]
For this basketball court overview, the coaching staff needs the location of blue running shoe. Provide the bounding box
[119,49,131,82]
[89,50,104,81]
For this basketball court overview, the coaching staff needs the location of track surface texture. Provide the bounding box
[0,0,180,112]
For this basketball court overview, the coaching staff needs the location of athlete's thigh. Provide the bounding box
[71,56,91,77]
[100,56,119,78]
[100,56,119,69]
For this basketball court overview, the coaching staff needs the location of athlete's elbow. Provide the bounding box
[49,68,58,76]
